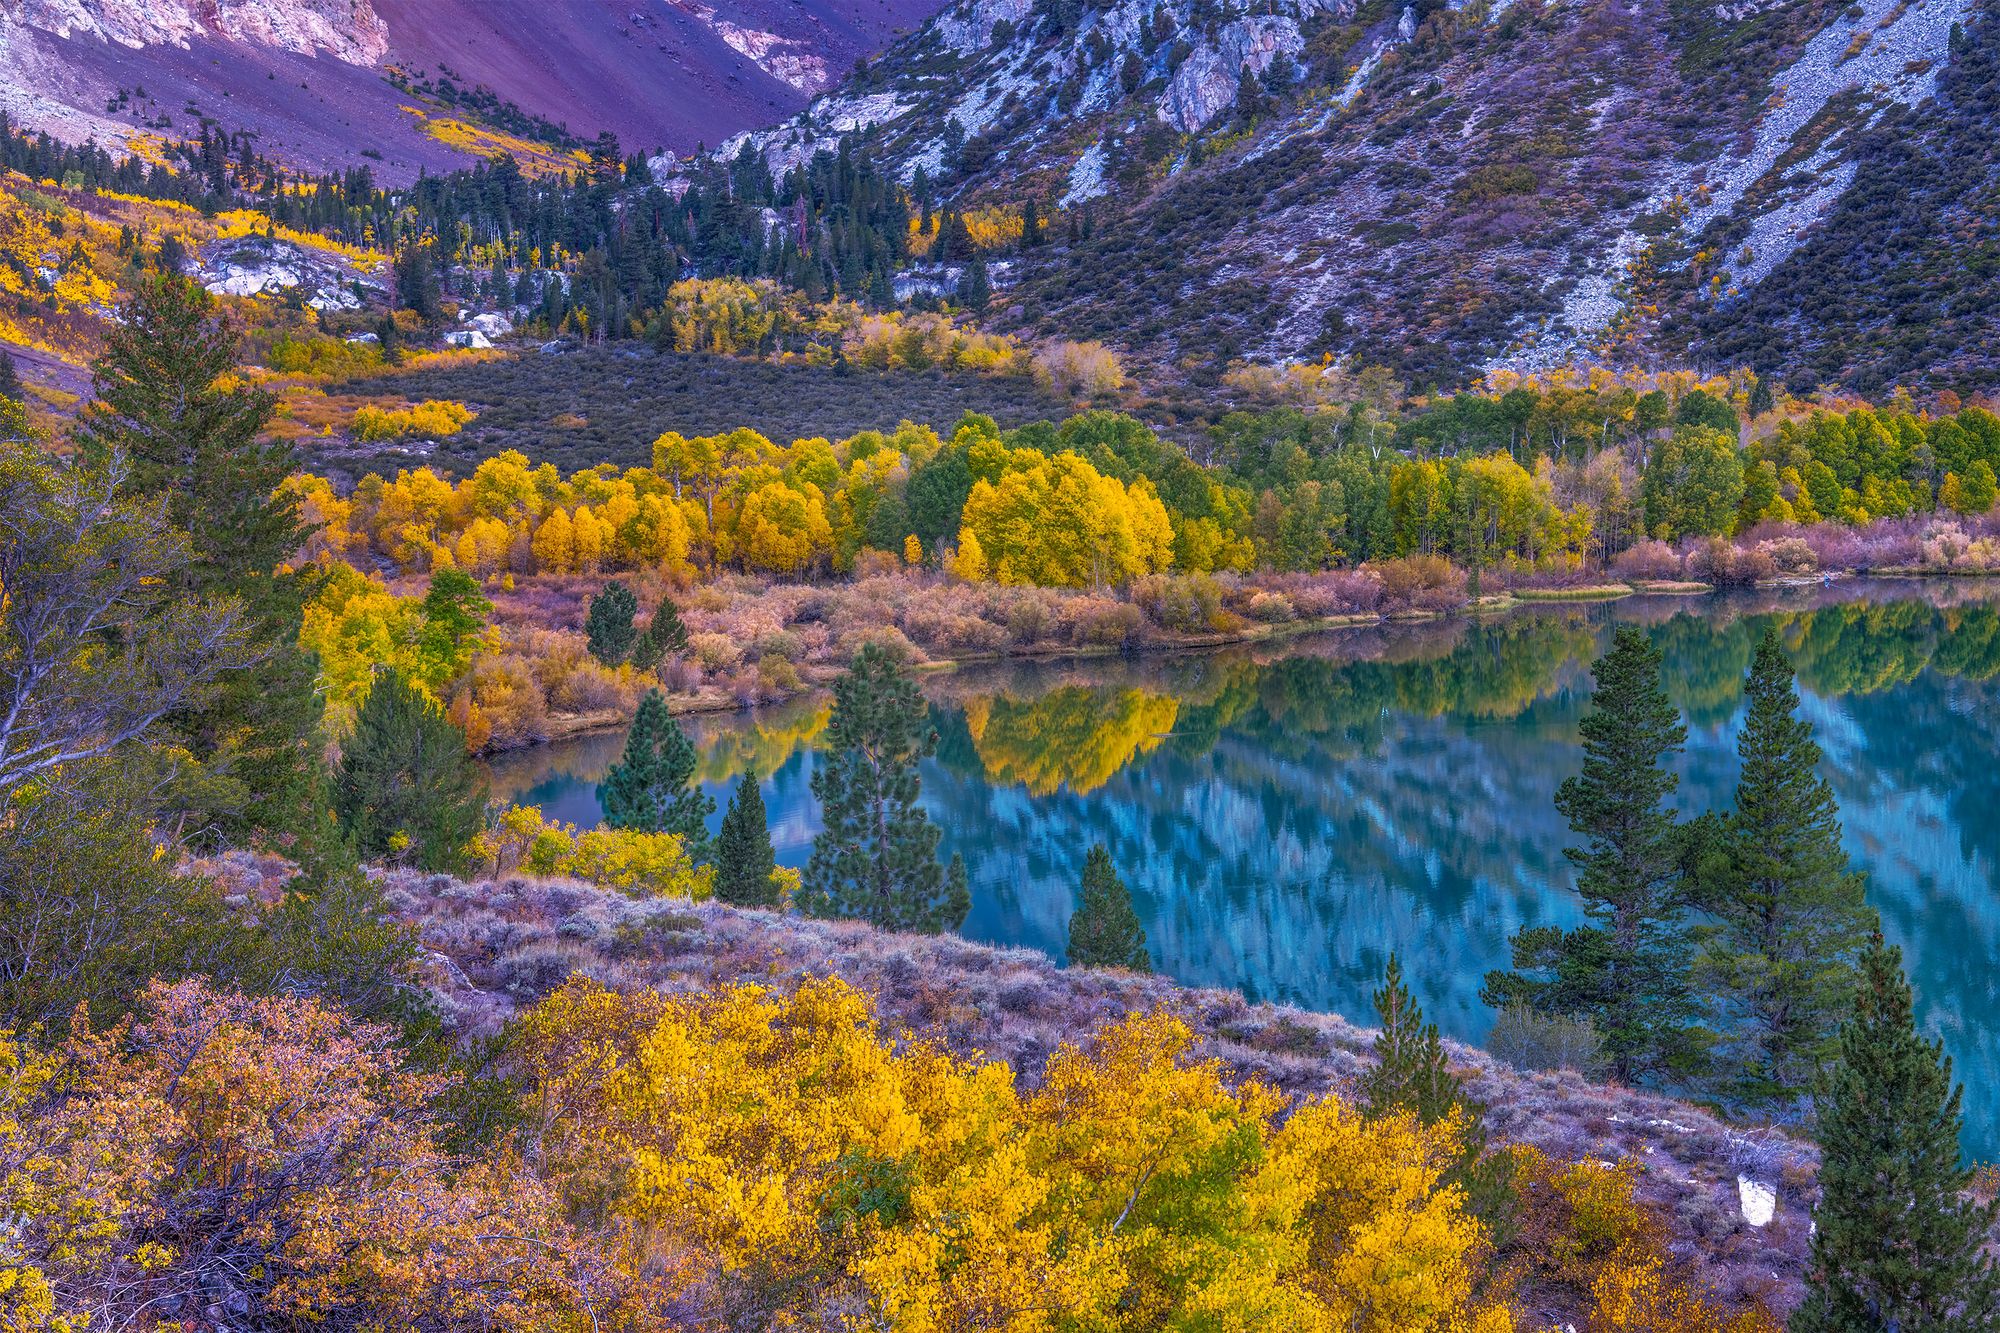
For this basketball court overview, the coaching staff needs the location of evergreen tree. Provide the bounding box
[1066,843,1150,970]
[74,273,323,837]
[631,597,690,672]
[1364,955,1516,1235]
[596,689,713,847]
[1483,627,1705,1083]
[585,579,640,665]
[714,768,780,907]
[333,669,486,873]
[0,351,21,402]
[1792,935,2000,1333]
[1362,955,1457,1124]
[799,644,968,933]
[961,256,991,313]
[1699,630,1877,1103]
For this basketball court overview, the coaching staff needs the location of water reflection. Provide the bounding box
[483,579,2000,1156]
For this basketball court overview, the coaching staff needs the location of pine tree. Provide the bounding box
[1362,955,1457,1124]
[333,669,486,873]
[74,273,323,837]
[799,644,968,934]
[1066,844,1150,970]
[1364,954,1516,1234]
[631,597,690,672]
[1483,626,1705,1084]
[585,580,640,665]
[1792,935,2000,1333]
[714,768,780,907]
[0,351,21,402]
[1699,630,1877,1103]
[961,256,991,313]
[596,689,713,848]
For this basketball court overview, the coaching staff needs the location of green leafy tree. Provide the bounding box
[74,273,322,837]
[333,668,486,873]
[1697,630,1877,1103]
[1364,955,1515,1236]
[631,598,690,673]
[1643,424,1745,539]
[799,644,968,934]
[596,689,713,847]
[1066,843,1150,970]
[714,768,780,907]
[1792,935,2000,1333]
[585,579,640,666]
[1484,627,1705,1083]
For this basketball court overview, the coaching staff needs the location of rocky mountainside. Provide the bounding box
[725,0,1992,392]
[0,0,947,176]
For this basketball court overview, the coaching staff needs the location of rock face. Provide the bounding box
[9,0,389,62]
[1159,16,1305,133]
[195,236,381,313]
[741,0,1991,390]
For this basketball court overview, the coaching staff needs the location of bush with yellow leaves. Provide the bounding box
[473,803,713,899]
[510,974,1516,1333]
[351,398,475,442]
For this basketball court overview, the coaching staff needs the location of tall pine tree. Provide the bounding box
[1792,935,2000,1333]
[714,768,780,907]
[1066,844,1150,970]
[75,273,323,837]
[332,668,486,873]
[596,690,714,848]
[1699,630,1877,1103]
[798,644,968,934]
[1483,626,1705,1084]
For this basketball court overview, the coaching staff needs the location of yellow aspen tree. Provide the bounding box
[532,507,576,574]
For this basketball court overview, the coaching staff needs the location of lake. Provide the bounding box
[486,579,2000,1156]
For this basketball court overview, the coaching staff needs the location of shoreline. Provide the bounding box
[481,579,1715,757]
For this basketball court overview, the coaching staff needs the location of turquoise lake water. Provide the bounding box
[485,580,2000,1156]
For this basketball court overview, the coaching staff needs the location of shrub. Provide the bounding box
[1131,573,1225,633]
[1755,536,1819,574]
[1610,539,1684,581]
[1368,555,1467,610]
[1242,590,1297,623]
[1685,538,1776,588]
[687,631,741,672]
[1059,597,1144,647]
[1486,1003,1605,1075]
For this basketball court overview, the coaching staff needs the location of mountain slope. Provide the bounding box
[0,0,947,177]
[727,0,1989,391]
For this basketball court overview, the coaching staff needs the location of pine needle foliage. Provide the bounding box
[596,689,714,849]
[1698,629,1877,1104]
[1484,626,1704,1084]
[1066,843,1150,971]
[1792,934,2000,1333]
[333,668,486,873]
[714,768,781,907]
[799,644,968,934]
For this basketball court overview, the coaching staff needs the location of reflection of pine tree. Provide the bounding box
[1483,626,1704,1084]
[1697,630,1876,1104]
[1066,844,1149,970]
[799,645,968,934]
[715,768,780,907]
[1793,936,2000,1333]
[597,690,713,850]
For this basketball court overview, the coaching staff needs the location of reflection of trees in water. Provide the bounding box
[498,581,2000,1154]
[962,687,1180,796]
